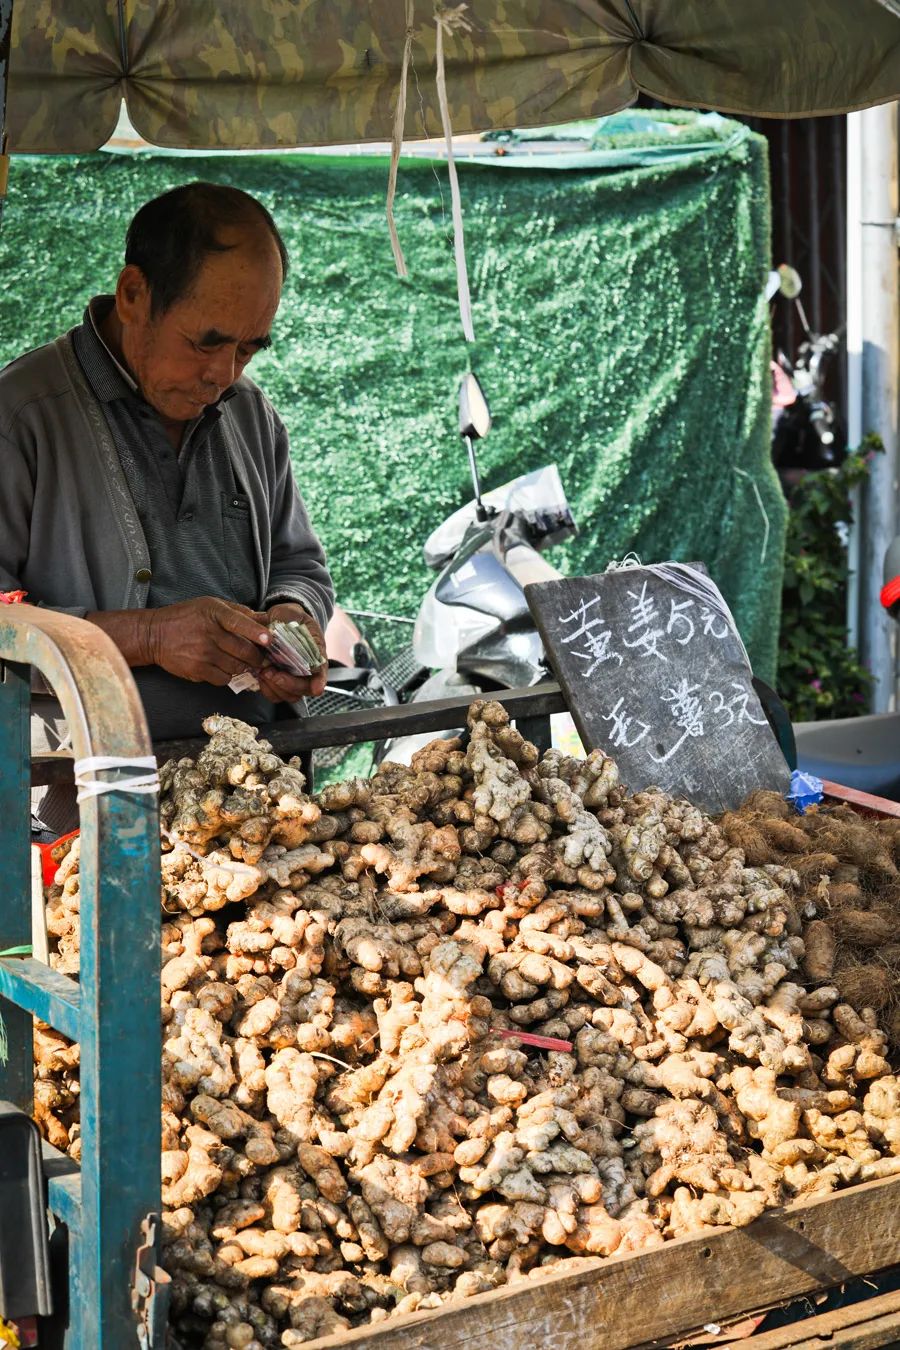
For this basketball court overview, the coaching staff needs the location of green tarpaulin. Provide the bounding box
[0,111,785,678]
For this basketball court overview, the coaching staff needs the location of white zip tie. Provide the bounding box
[73,755,160,803]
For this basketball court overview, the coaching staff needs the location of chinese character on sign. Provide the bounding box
[708,681,769,729]
[700,606,730,640]
[666,597,695,646]
[601,697,651,749]
[650,678,705,763]
[622,582,668,661]
[559,595,623,676]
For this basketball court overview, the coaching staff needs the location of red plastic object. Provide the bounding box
[36,830,80,887]
[880,576,900,612]
[496,1028,573,1052]
[770,361,797,409]
[822,780,900,820]
[0,591,27,605]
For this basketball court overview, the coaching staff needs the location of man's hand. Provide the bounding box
[87,597,271,681]
[141,596,272,684]
[256,602,328,702]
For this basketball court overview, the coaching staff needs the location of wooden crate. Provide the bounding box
[30,693,900,1347]
[741,1285,900,1350]
[297,1174,900,1350]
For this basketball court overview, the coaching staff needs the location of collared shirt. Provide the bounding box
[71,297,278,734]
[75,297,258,609]
[2,299,333,748]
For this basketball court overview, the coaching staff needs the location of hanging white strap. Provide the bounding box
[74,755,160,803]
[733,466,771,564]
[435,5,475,344]
[387,0,415,278]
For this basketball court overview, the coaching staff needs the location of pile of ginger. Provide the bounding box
[37,705,900,1349]
[720,791,900,1048]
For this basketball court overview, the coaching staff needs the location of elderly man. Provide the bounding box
[0,181,334,832]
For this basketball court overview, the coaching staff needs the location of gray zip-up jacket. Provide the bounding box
[2,329,334,828]
[0,331,334,628]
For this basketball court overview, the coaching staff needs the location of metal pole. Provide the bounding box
[0,606,163,1348]
[857,103,899,711]
[0,0,12,230]
[831,117,847,418]
[0,656,34,1111]
[846,111,864,649]
[779,122,795,359]
[807,120,823,335]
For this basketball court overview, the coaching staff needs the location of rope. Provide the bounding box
[435,5,475,343]
[384,3,476,344]
[605,557,751,667]
[734,466,771,564]
[386,0,415,278]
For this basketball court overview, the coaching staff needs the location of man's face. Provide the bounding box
[116,226,282,424]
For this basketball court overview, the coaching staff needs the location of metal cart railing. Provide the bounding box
[31,682,568,797]
[0,606,164,1348]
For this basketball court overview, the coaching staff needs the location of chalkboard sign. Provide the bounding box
[527,563,790,813]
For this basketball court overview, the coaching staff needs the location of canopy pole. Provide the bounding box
[845,111,863,652]
[0,0,11,231]
[854,103,899,711]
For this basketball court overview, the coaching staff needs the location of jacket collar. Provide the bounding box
[75,296,237,421]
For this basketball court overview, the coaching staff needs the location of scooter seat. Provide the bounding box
[794,712,900,800]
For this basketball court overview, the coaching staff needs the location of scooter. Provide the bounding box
[378,374,799,771]
[378,368,897,797]
[767,264,845,493]
[379,373,577,764]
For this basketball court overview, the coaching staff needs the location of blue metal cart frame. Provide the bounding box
[0,605,164,1348]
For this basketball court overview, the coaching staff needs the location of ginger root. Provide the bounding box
[35,704,900,1348]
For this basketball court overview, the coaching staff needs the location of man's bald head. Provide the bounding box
[124,181,289,317]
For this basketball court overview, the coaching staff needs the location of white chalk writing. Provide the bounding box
[666,597,695,646]
[700,606,730,640]
[559,595,623,675]
[650,679,705,763]
[622,582,668,662]
[601,697,651,749]
[708,681,769,729]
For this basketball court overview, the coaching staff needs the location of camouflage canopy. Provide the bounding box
[5,0,900,154]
